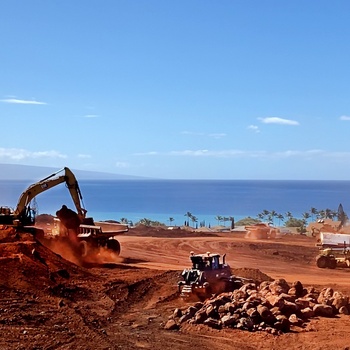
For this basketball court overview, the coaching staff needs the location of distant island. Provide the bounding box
[0,163,148,181]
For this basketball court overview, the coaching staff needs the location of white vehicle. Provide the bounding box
[316,232,350,269]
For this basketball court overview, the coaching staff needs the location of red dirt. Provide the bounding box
[1,224,350,350]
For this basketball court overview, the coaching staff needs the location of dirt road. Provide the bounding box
[1,225,350,350]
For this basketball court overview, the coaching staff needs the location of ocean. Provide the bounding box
[1,179,350,227]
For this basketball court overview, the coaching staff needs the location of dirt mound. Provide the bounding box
[0,231,91,292]
[0,225,33,243]
[231,267,274,284]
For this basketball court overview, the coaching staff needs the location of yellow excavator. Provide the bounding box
[0,167,87,227]
[0,167,128,259]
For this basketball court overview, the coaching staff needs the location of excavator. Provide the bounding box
[0,167,87,226]
[0,167,128,261]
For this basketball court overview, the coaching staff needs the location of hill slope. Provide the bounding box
[0,164,148,180]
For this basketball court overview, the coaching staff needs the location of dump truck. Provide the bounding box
[316,232,350,269]
[178,252,245,301]
[0,167,128,260]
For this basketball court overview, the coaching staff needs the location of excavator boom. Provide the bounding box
[11,167,86,226]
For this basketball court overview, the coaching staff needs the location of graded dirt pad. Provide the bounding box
[1,226,350,349]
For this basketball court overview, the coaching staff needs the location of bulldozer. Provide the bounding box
[316,232,350,269]
[0,167,128,262]
[178,252,245,301]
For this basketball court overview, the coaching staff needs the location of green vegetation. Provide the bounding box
[235,217,260,226]
[284,217,307,234]
[117,202,348,230]
[135,218,166,227]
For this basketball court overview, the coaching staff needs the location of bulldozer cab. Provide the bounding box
[181,269,201,284]
[190,253,222,271]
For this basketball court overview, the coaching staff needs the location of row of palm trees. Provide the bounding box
[184,212,198,227]
[184,212,235,228]
[119,204,348,228]
[257,204,348,226]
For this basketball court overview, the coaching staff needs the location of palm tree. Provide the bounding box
[120,217,128,224]
[215,215,223,225]
[222,216,230,227]
[302,212,311,223]
[269,210,277,225]
[190,215,198,228]
[262,209,270,219]
[277,213,284,226]
[317,210,325,220]
[257,213,264,221]
[337,203,349,226]
[310,207,318,221]
[325,208,334,219]
[139,218,152,226]
[168,217,174,226]
[184,212,192,226]
[285,211,293,220]
[229,216,235,229]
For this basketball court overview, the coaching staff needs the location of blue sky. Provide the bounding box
[1,1,350,180]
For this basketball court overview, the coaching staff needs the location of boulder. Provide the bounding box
[317,287,334,305]
[332,292,349,310]
[281,300,299,316]
[205,304,218,318]
[288,314,303,326]
[269,279,290,295]
[300,307,314,320]
[221,314,239,327]
[339,306,350,315]
[274,315,290,332]
[313,304,334,317]
[194,310,208,324]
[164,319,179,330]
[173,308,182,318]
[204,317,221,329]
[266,295,285,309]
[295,298,311,310]
[224,302,236,313]
[179,313,192,324]
[237,317,254,331]
[288,281,304,298]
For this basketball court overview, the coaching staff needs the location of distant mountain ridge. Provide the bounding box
[0,164,148,180]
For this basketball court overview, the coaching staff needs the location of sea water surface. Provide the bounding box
[1,179,350,226]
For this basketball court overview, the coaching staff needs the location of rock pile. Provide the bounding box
[166,279,350,334]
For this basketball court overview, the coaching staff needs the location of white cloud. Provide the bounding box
[1,98,47,105]
[181,131,205,136]
[340,115,350,121]
[181,131,226,138]
[133,148,350,160]
[0,148,66,160]
[248,125,260,133]
[83,114,99,118]
[115,161,130,168]
[134,149,246,157]
[258,117,299,125]
[208,133,227,139]
[77,154,91,159]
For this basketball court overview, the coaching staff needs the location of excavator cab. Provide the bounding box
[0,206,15,225]
[20,206,36,226]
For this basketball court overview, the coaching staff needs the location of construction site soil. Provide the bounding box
[1,224,350,350]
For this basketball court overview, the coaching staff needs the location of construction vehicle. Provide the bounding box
[0,167,128,259]
[316,232,350,269]
[245,222,279,239]
[178,252,244,301]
